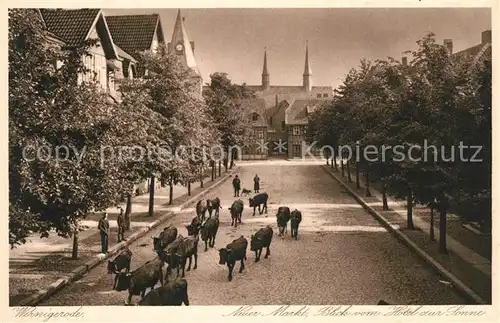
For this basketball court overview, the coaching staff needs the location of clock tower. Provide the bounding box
[167,9,202,95]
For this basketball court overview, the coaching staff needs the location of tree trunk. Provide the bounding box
[187,181,191,196]
[230,149,236,169]
[218,161,221,176]
[407,186,414,229]
[211,161,215,181]
[365,167,372,197]
[124,192,132,231]
[333,149,338,171]
[71,231,79,260]
[346,160,352,183]
[341,159,345,177]
[168,182,173,205]
[223,157,228,172]
[148,175,155,217]
[355,161,360,189]
[439,204,448,254]
[382,182,389,211]
[430,205,435,241]
[200,171,204,188]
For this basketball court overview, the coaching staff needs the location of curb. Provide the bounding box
[16,167,238,306]
[320,165,486,305]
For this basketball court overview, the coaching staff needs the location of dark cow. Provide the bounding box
[228,199,244,228]
[249,192,268,216]
[218,235,248,281]
[163,234,199,281]
[114,257,164,305]
[290,209,302,240]
[250,225,273,262]
[108,248,132,290]
[196,200,208,221]
[206,197,222,218]
[138,278,189,306]
[200,217,219,252]
[152,225,178,251]
[276,206,291,237]
[185,216,202,236]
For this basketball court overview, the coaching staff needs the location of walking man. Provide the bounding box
[232,175,241,197]
[117,207,126,242]
[253,174,260,193]
[98,212,109,254]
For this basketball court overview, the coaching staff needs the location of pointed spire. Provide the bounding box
[262,47,269,75]
[170,9,200,76]
[261,47,270,90]
[304,40,312,76]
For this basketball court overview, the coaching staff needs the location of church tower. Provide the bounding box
[168,9,202,95]
[262,48,270,91]
[303,41,312,92]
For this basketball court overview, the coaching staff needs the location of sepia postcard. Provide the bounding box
[2,0,498,322]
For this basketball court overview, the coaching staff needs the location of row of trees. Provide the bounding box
[309,33,491,254]
[8,9,254,257]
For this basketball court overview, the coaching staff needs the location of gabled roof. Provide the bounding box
[105,14,164,59]
[40,9,100,46]
[115,44,137,63]
[239,98,268,127]
[285,99,328,125]
[169,9,200,76]
[39,9,118,59]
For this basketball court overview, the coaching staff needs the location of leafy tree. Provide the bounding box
[9,9,140,257]
[204,72,255,170]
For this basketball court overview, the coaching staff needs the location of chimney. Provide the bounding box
[402,56,408,66]
[482,30,491,44]
[444,39,453,55]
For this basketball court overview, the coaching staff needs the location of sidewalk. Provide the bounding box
[322,164,492,304]
[8,169,225,306]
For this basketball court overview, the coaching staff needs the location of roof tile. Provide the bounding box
[39,9,100,46]
[105,14,159,58]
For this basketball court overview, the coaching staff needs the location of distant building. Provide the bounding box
[446,30,492,67]
[230,43,333,159]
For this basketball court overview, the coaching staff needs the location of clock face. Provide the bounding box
[176,44,183,51]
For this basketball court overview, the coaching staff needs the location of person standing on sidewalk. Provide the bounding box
[253,174,260,193]
[98,212,109,254]
[232,175,241,197]
[117,207,126,242]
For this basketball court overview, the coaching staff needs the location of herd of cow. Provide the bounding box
[106,192,303,306]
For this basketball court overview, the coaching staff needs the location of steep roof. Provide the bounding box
[452,31,492,69]
[40,9,100,46]
[40,9,118,59]
[169,9,200,76]
[285,99,328,125]
[105,14,163,59]
[239,98,268,127]
[115,44,137,63]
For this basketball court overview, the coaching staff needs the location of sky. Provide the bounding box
[105,8,491,89]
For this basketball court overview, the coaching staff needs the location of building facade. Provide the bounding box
[243,43,333,159]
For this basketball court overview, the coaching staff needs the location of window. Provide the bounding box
[252,113,259,121]
[317,94,322,98]
[323,93,328,97]
[293,126,301,136]
[281,121,286,131]
[257,130,264,139]
[269,116,273,126]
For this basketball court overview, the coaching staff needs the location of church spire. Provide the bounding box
[262,47,270,90]
[303,41,312,91]
[169,9,200,77]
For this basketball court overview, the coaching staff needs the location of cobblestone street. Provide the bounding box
[39,164,465,305]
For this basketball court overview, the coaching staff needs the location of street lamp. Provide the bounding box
[355,140,361,189]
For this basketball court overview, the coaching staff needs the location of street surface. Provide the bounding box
[39,164,465,305]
